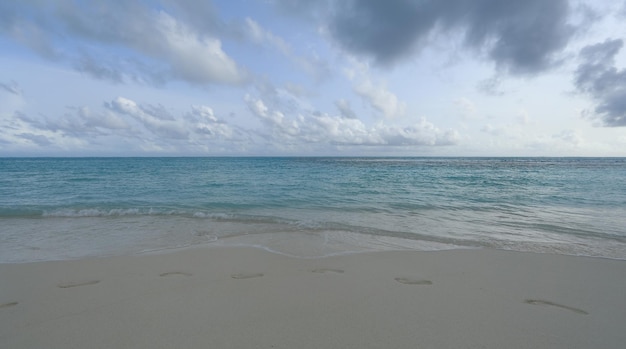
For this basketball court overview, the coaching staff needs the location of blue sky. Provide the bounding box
[1,0,626,156]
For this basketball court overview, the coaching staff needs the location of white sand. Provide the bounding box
[1,247,625,348]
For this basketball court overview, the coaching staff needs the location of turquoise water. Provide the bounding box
[1,157,625,262]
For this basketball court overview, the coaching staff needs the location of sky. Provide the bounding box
[1,0,626,157]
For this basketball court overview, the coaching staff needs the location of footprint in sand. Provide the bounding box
[311,268,344,274]
[394,277,433,285]
[524,299,588,315]
[57,280,100,289]
[231,272,264,280]
[159,271,192,277]
[0,301,19,309]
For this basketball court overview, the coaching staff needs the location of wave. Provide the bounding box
[0,206,226,219]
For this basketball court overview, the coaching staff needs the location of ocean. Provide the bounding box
[1,157,625,262]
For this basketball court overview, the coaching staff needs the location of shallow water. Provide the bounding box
[1,157,625,262]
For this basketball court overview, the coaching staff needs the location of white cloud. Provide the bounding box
[187,105,218,123]
[245,18,290,55]
[375,119,460,146]
[155,12,246,85]
[354,79,406,118]
[1,2,247,86]
[79,107,129,130]
[4,94,250,154]
[245,89,457,148]
[245,95,285,125]
[184,105,236,139]
[343,59,406,119]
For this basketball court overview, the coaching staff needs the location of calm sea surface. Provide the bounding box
[1,157,625,262]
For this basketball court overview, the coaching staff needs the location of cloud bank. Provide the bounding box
[245,90,458,148]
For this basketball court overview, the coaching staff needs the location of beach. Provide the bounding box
[2,246,625,348]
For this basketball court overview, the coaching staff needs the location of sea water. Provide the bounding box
[1,157,625,262]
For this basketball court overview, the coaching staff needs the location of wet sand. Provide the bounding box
[1,247,625,348]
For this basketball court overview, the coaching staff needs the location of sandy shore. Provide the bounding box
[1,247,625,348]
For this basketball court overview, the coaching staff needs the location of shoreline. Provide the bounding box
[2,246,626,348]
[4,225,625,264]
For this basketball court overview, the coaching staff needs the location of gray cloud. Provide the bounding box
[160,0,224,36]
[328,0,573,74]
[335,99,357,119]
[74,55,125,84]
[0,80,22,95]
[270,0,331,20]
[329,0,438,65]
[0,0,62,60]
[476,76,504,96]
[575,39,626,126]
[18,132,53,146]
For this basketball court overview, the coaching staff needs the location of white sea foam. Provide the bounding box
[43,208,144,217]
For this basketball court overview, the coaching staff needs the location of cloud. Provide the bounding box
[160,0,224,36]
[0,0,62,60]
[104,97,245,144]
[327,0,573,74]
[155,12,246,85]
[105,97,189,139]
[186,105,219,123]
[8,96,247,154]
[244,17,331,81]
[74,55,125,84]
[269,0,332,20]
[353,78,406,118]
[244,91,457,148]
[15,105,130,139]
[375,120,460,146]
[184,105,234,138]
[574,39,626,126]
[0,80,22,95]
[335,99,357,119]
[1,1,247,86]
[476,76,504,96]
[245,17,290,55]
[18,132,53,146]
